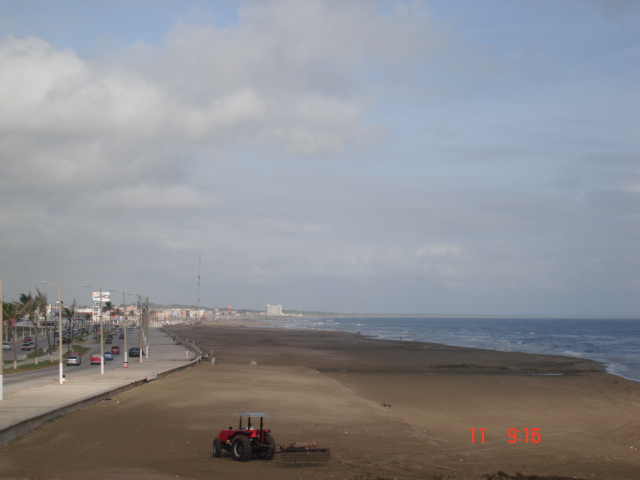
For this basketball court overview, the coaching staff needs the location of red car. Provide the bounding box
[90,353,102,365]
[111,345,120,354]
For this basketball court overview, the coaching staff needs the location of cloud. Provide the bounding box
[0,1,638,316]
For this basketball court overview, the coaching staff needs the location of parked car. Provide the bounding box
[104,351,114,361]
[128,347,141,357]
[111,345,120,354]
[90,353,102,365]
[2,342,11,350]
[66,354,82,366]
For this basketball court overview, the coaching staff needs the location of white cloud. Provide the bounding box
[0,1,637,316]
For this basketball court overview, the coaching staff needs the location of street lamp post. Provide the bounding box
[113,290,128,367]
[40,281,64,385]
[84,286,108,375]
[1,277,4,400]
[128,294,145,363]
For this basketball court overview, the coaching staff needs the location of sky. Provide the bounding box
[0,0,638,317]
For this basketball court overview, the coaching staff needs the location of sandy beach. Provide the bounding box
[1,324,638,480]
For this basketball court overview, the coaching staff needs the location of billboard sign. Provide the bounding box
[92,291,111,303]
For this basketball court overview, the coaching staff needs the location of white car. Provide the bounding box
[2,342,11,350]
[66,354,82,366]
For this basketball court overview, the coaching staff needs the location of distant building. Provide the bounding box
[266,304,283,316]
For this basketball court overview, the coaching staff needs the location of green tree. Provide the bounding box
[3,301,19,367]
[62,300,77,354]
[2,301,18,342]
[19,292,40,363]
[35,288,51,356]
[102,301,112,330]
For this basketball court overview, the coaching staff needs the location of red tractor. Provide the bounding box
[213,413,276,462]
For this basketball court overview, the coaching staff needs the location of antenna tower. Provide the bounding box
[197,251,201,318]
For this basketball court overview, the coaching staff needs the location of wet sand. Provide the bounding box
[1,324,638,480]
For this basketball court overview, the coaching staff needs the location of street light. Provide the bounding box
[40,281,65,385]
[84,285,110,375]
[1,277,4,400]
[112,289,129,367]
[128,294,144,363]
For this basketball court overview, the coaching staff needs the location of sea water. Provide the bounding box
[263,316,640,383]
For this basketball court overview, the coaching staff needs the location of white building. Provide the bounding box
[265,304,283,316]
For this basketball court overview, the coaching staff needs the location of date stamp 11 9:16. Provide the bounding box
[470,428,541,444]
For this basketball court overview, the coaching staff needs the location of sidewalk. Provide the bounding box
[0,327,198,444]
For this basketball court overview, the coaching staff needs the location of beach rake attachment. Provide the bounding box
[277,442,330,464]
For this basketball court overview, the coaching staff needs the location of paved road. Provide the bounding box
[2,329,146,396]
[0,327,199,444]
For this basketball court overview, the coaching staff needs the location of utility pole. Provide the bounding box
[197,251,201,322]
[84,286,106,374]
[41,280,65,384]
[1,277,4,401]
[143,296,150,358]
[99,288,104,375]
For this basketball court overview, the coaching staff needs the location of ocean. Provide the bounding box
[263,316,640,383]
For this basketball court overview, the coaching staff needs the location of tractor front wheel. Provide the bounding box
[232,435,252,462]
[213,437,222,458]
[257,433,276,460]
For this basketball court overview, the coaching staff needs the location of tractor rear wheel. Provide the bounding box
[232,435,252,462]
[257,433,276,460]
[213,437,221,458]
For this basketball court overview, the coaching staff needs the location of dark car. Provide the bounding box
[119,334,124,339]
[128,347,141,357]
[105,338,112,344]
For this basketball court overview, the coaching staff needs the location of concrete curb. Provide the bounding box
[0,329,200,444]
[0,356,199,445]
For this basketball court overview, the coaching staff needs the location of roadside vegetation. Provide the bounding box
[2,289,102,374]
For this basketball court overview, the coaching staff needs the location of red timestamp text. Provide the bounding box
[470,428,541,443]
[469,427,485,443]
[508,428,541,443]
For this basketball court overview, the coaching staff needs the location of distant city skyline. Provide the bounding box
[1,1,638,317]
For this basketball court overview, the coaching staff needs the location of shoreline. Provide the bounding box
[1,323,637,480]
[179,322,607,374]
[175,324,640,479]
[249,316,640,383]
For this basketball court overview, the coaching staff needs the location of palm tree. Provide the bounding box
[103,301,113,330]
[62,301,77,354]
[3,301,19,368]
[111,307,122,329]
[19,292,40,364]
[34,288,51,357]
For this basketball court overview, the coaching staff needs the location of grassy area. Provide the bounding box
[2,345,92,372]
[3,360,58,373]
